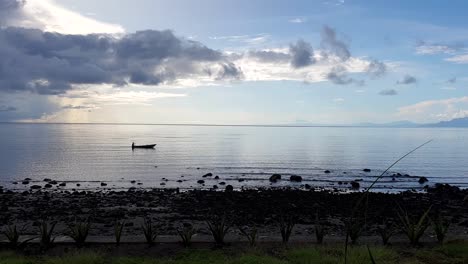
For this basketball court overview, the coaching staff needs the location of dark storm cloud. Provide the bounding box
[289,39,315,68]
[366,59,387,78]
[0,27,241,94]
[397,74,417,85]
[0,105,16,112]
[326,67,364,86]
[321,25,350,61]
[379,89,397,96]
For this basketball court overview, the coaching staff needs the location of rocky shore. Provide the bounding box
[1,183,467,243]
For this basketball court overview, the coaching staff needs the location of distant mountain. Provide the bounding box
[354,120,420,128]
[424,117,468,127]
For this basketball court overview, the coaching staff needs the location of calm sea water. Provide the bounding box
[0,123,467,192]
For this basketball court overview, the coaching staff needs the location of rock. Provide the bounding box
[269,174,282,182]
[49,180,58,185]
[219,182,226,185]
[214,176,220,180]
[76,183,81,187]
[290,175,303,182]
[418,177,428,184]
[12,182,18,185]
[137,183,143,185]
[100,182,107,186]
[30,185,41,190]
[338,181,343,185]
[44,184,52,188]
[350,181,360,189]
[160,182,166,186]
[24,178,32,181]
[131,180,136,184]
[238,179,245,182]
[177,180,183,183]
[22,181,29,185]
[213,185,218,189]
[197,180,205,184]
[304,184,311,189]
[202,173,213,178]
[59,182,66,187]
[225,185,234,191]
[324,170,331,174]
[44,178,52,182]
[363,169,371,172]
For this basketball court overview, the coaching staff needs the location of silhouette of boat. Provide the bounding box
[131,143,156,149]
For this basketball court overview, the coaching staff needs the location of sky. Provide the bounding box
[0,0,467,125]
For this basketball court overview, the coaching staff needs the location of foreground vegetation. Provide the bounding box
[1,242,468,264]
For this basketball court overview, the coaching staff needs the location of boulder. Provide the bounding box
[30,185,41,190]
[290,175,303,182]
[59,182,66,187]
[44,184,52,188]
[214,176,220,179]
[100,182,107,186]
[202,173,213,178]
[324,170,331,174]
[269,174,282,182]
[22,181,29,185]
[350,181,360,189]
[225,185,234,191]
[219,182,226,185]
[363,169,371,172]
[304,184,311,189]
[197,180,205,184]
[418,177,428,184]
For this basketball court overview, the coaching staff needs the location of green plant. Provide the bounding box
[206,215,230,245]
[347,219,364,244]
[278,215,296,244]
[343,140,432,264]
[377,223,396,246]
[38,220,57,248]
[68,218,91,246]
[177,224,196,247]
[314,224,327,244]
[367,245,377,264]
[238,225,258,247]
[141,217,158,245]
[397,206,432,246]
[2,224,33,248]
[432,214,450,244]
[114,220,125,245]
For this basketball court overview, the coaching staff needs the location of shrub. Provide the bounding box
[432,214,450,244]
[397,206,432,246]
[68,218,91,246]
[38,220,57,248]
[141,217,158,245]
[206,215,231,246]
[278,215,296,244]
[114,220,125,245]
[177,224,197,247]
[238,225,258,247]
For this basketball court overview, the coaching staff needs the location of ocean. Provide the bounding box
[0,123,467,192]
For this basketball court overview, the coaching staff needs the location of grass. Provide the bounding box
[3,243,468,264]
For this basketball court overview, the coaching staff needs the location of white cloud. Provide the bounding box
[289,18,307,23]
[445,54,468,64]
[397,96,468,122]
[415,44,455,55]
[333,98,345,103]
[209,34,270,45]
[17,0,125,34]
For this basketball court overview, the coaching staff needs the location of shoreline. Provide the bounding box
[1,184,467,245]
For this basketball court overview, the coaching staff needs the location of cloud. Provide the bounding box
[333,98,345,103]
[209,34,270,45]
[447,77,457,84]
[289,18,307,24]
[379,89,397,96]
[321,25,350,61]
[326,66,364,86]
[0,27,241,94]
[397,96,468,122]
[0,105,16,112]
[289,39,315,68]
[397,74,417,85]
[247,50,291,63]
[445,54,468,64]
[62,104,97,110]
[0,0,124,34]
[366,59,387,78]
[415,42,456,55]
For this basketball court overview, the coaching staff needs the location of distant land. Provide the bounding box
[290,117,468,128]
[356,117,468,128]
